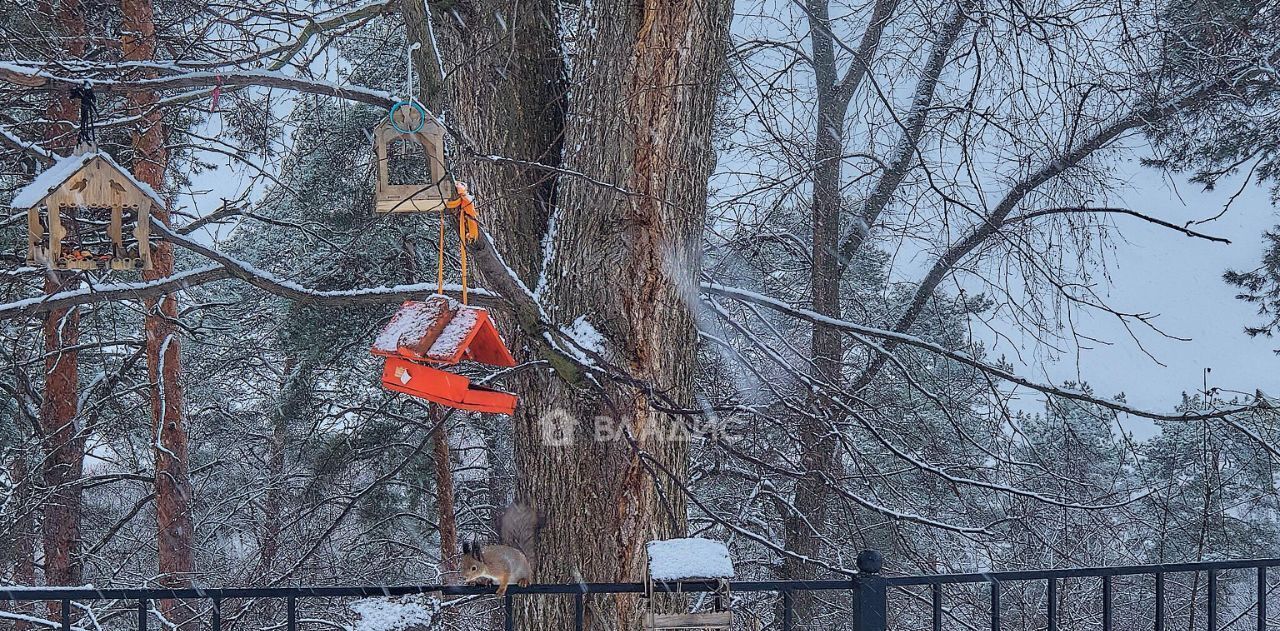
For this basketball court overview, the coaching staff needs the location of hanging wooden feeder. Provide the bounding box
[371,295,518,415]
[16,149,160,271]
[373,103,449,214]
[643,538,737,630]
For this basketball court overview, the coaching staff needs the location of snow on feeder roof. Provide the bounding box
[372,295,514,366]
[16,149,162,271]
[12,150,164,210]
[646,538,736,581]
[371,295,518,415]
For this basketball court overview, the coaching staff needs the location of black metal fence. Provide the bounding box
[4,554,1279,630]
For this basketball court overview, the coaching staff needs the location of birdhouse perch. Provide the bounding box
[16,150,162,271]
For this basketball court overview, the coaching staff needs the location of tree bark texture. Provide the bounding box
[521,1,731,627]
[39,0,87,611]
[410,0,566,288]
[39,293,83,592]
[406,0,731,626]
[432,411,459,582]
[122,0,195,618]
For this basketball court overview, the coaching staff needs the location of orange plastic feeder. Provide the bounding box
[372,295,518,415]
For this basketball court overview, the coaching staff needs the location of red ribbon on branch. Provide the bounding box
[209,75,223,112]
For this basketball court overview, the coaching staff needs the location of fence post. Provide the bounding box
[854,549,887,631]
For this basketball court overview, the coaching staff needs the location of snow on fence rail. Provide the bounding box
[4,553,1280,631]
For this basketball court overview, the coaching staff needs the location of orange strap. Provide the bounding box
[446,182,479,243]
[458,210,469,304]
[442,182,479,305]
[435,206,446,295]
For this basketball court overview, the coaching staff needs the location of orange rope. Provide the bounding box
[442,182,480,305]
[458,209,469,305]
[435,203,446,295]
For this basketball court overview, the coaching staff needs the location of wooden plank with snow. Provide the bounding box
[644,612,733,628]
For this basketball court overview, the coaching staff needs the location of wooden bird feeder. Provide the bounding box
[371,295,518,415]
[643,538,736,630]
[373,105,449,214]
[16,150,161,271]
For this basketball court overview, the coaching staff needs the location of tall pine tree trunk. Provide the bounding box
[39,0,86,612]
[39,299,83,592]
[431,412,459,582]
[408,0,730,625]
[516,2,730,627]
[121,0,195,620]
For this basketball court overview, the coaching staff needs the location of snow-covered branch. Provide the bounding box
[0,124,55,165]
[0,62,396,109]
[701,281,1260,422]
[0,230,493,322]
[152,219,492,306]
[0,266,231,321]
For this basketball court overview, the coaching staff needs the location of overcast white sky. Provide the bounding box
[986,151,1279,416]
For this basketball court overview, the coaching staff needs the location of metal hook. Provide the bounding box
[406,42,423,102]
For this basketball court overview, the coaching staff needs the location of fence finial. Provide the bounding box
[857,549,883,575]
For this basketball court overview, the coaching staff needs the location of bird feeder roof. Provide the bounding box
[646,538,736,581]
[372,296,516,368]
[12,151,164,209]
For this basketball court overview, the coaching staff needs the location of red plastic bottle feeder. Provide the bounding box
[371,295,518,415]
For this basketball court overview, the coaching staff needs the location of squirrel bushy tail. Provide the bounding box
[498,504,539,557]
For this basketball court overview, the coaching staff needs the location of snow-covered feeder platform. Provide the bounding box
[646,537,736,581]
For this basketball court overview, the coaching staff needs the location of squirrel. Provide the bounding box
[461,504,539,596]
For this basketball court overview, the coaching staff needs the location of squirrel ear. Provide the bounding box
[462,542,471,555]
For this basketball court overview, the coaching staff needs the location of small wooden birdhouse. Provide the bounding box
[16,150,161,271]
[373,105,449,214]
[644,538,736,630]
[371,295,518,415]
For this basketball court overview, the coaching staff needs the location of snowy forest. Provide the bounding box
[1,0,1280,629]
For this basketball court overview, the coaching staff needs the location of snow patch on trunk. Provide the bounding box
[561,315,605,364]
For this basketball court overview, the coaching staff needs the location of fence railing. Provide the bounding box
[4,553,1279,630]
